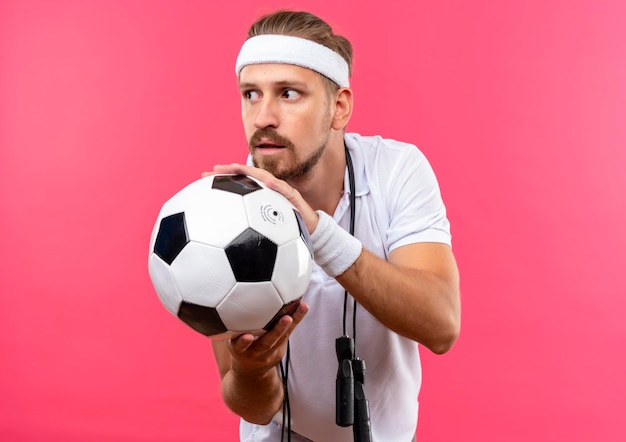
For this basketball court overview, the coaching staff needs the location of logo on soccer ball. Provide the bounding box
[148,174,313,339]
[260,204,285,225]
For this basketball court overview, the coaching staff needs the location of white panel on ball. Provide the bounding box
[243,189,300,246]
[176,178,249,249]
[170,241,236,307]
[218,281,284,332]
[157,178,213,218]
[148,254,183,315]
[272,238,313,303]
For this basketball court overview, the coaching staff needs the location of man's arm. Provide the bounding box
[337,241,460,354]
[211,303,308,424]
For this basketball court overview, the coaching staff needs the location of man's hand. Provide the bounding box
[225,301,309,377]
[212,301,309,424]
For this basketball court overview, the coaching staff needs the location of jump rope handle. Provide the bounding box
[352,358,372,442]
[336,336,355,427]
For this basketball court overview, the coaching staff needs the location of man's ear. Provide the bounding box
[331,88,353,130]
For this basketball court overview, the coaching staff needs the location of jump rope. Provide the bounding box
[279,145,372,442]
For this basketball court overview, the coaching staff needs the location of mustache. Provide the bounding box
[248,128,295,150]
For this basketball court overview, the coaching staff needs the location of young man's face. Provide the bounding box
[238,63,335,181]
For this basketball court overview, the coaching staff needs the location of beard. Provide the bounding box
[248,127,329,181]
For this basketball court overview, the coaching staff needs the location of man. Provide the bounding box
[208,10,460,442]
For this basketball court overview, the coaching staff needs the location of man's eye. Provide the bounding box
[245,90,260,100]
[283,89,301,100]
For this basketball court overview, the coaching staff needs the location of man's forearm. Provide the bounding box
[222,366,284,425]
[336,244,461,353]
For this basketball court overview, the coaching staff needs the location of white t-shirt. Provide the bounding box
[241,133,451,441]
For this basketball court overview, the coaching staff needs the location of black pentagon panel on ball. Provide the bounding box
[294,209,314,258]
[178,301,228,337]
[212,174,262,195]
[264,299,302,332]
[154,212,189,265]
[225,228,277,282]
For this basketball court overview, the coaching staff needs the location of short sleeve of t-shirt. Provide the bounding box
[366,136,452,252]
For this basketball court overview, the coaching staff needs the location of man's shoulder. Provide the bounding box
[345,132,427,175]
[345,132,426,159]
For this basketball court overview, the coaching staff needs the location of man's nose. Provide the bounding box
[254,98,279,129]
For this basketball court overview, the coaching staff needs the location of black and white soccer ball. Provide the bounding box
[148,174,314,339]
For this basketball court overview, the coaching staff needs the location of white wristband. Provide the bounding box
[310,210,362,277]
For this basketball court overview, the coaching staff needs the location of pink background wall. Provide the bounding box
[1,0,625,441]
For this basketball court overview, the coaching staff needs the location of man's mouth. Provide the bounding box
[255,138,284,148]
[249,130,294,153]
[254,142,287,156]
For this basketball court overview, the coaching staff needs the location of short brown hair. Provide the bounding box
[247,10,353,88]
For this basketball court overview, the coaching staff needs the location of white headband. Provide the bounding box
[235,34,350,88]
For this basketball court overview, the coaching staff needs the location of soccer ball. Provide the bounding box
[148,174,314,339]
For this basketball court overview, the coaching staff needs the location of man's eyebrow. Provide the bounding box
[238,80,310,90]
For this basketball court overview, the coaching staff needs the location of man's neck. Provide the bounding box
[288,135,346,216]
